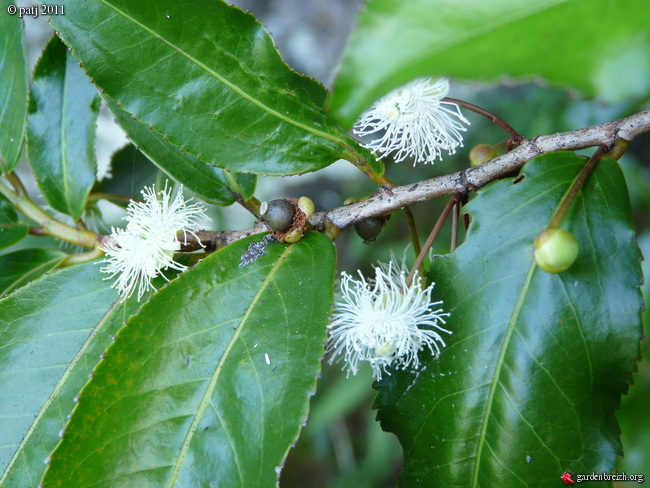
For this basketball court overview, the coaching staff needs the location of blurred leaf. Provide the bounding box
[104,97,256,205]
[0,248,66,296]
[0,261,142,488]
[28,35,99,219]
[222,168,257,203]
[0,193,28,250]
[330,0,650,128]
[48,0,365,176]
[101,142,158,201]
[0,3,27,173]
[376,153,643,486]
[305,370,373,438]
[42,232,336,487]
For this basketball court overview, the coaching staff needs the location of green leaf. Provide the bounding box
[0,261,144,488]
[0,193,28,250]
[330,0,650,128]
[28,35,100,219]
[100,142,159,201]
[616,233,650,474]
[0,248,66,296]
[47,0,363,176]
[0,2,27,173]
[42,232,336,487]
[103,97,257,205]
[376,152,643,486]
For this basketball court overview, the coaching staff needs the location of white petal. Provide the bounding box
[354,78,470,165]
[327,259,452,379]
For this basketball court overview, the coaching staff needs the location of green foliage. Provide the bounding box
[0,193,28,251]
[376,153,643,486]
[0,1,647,487]
[0,1,27,173]
[0,249,66,296]
[103,97,257,206]
[41,232,336,487]
[330,0,650,128]
[28,35,99,220]
[46,0,367,176]
[0,262,126,487]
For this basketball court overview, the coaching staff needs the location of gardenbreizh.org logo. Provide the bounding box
[561,471,645,484]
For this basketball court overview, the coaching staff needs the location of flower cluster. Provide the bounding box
[327,260,451,380]
[100,183,208,301]
[354,77,470,165]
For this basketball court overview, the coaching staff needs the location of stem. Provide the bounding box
[238,195,262,219]
[450,202,459,252]
[445,97,524,142]
[548,144,608,229]
[348,152,394,188]
[222,170,263,218]
[602,138,629,160]
[0,179,100,248]
[403,206,421,258]
[6,172,27,196]
[98,112,648,252]
[406,193,461,288]
[87,192,135,204]
[60,247,105,266]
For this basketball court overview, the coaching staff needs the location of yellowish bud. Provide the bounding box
[469,144,499,166]
[284,228,304,243]
[298,196,315,219]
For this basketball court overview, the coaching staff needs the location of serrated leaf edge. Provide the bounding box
[53,0,357,176]
[1,297,122,486]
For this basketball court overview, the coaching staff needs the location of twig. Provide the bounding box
[548,144,609,229]
[127,111,650,252]
[402,206,421,258]
[405,193,461,288]
[322,111,650,229]
[445,97,523,142]
[450,202,459,252]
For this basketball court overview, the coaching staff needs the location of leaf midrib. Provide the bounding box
[470,160,583,483]
[471,260,536,486]
[95,0,343,147]
[60,51,72,217]
[165,244,293,487]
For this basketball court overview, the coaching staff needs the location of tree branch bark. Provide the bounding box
[169,110,650,251]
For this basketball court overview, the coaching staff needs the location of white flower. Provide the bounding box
[327,260,451,380]
[99,183,208,301]
[353,77,470,165]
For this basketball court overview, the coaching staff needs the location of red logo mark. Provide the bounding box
[561,472,575,484]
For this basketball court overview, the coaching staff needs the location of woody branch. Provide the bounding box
[175,110,650,251]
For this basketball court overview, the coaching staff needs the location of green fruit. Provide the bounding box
[260,199,295,231]
[354,217,384,241]
[534,228,579,273]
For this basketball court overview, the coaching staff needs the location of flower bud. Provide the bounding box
[534,228,579,273]
[298,196,315,219]
[284,228,304,243]
[354,217,384,242]
[260,199,295,231]
[469,144,499,166]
